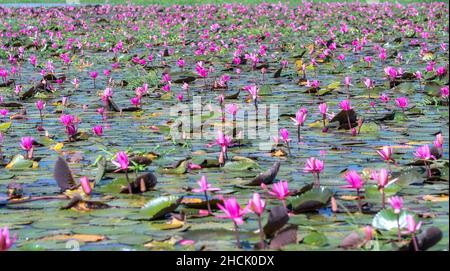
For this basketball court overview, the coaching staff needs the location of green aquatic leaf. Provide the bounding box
[158,160,188,174]
[372,209,417,231]
[364,184,401,200]
[359,122,380,134]
[303,231,328,247]
[259,85,272,96]
[289,187,333,214]
[392,82,415,95]
[223,156,260,172]
[140,196,183,220]
[5,154,36,170]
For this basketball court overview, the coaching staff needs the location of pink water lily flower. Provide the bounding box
[434,133,443,150]
[195,61,208,78]
[406,215,422,251]
[20,137,34,151]
[414,145,435,160]
[373,168,389,188]
[193,175,220,215]
[215,131,232,153]
[112,151,129,170]
[377,146,397,172]
[344,170,364,212]
[92,125,103,136]
[60,114,75,127]
[80,176,92,195]
[380,93,390,103]
[372,168,389,208]
[344,76,352,87]
[304,157,324,187]
[244,85,259,102]
[89,71,98,79]
[339,99,352,111]
[319,103,328,115]
[279,128,290,142]
[345,170,363,189]
[266,180,290,207]
[0,109,8,117]
[192,176,220,193]
[216,197,247,225]
[291,108,307,126]
[395,97,408,110]
[247,192,266,216]
[441,86,449,98]
[377,146,394,162]
[388,196,403,214]
[384,66,398,80]
[304,157,324,174]
[226,104,239,116]
[406,215,422,234]
[248,192,266,248]
[35,100,45,111]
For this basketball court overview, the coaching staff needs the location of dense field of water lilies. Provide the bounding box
[0,1,448,251]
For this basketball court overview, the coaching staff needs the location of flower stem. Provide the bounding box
[204,191,212,215]
[125,171,132,194]
[425,161,431,178]
[315,173,321,188]
[257,215,265,249]
[396,214,401,242]
[345,111,352,132]
[234,222,241,249]
[232,115,236,138]
[381,188,385,209]
[286,141,292,157]
[356,188,362,213]
[412,234,420,251]
[27,148,33,160]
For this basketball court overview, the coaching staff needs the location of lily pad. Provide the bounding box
[140,196,183,220]
[303,231,328,247]
[372,209,417,231]
[365,184,401,200]
[5,155,36,170]
[223,156,260,172]
[259,85,272,96]
[288,187,333,213]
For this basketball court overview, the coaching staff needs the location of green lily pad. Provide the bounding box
[359,122,380,134]
[303,231,328,247]
[394,168,424,187]
[259,85,272,96]
[424,82,444,97]
[365,184,401,200]
[223,156,260,172]
[372,209,417,231]
[97,177,128,194]
[394,111,407,121]
[5,154,36,170]
[158,161,188,174]
[289,187,333,213]
[392,82,415,95]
